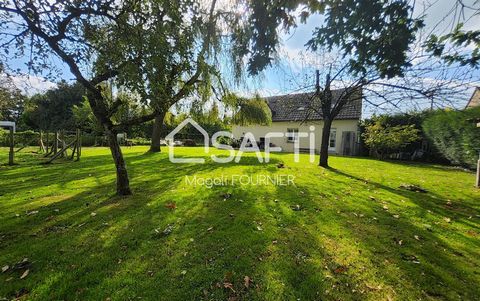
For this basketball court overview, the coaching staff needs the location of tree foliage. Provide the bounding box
[231,0,423,78]
[23,81,84,130]
[425,23,480,68]
[223,93,272,126]
[0,64,24,122]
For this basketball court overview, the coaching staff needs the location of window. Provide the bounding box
[329,129,336,149]
[287,128,299,142]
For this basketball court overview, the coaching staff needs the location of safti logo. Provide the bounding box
[166,118,317,164]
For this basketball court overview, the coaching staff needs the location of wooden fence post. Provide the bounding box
[76,129,81,161]
[61,130,66,157]
[8,127,14,165]
[39,131,46,153]
[54,131,58,154]
[476,153,480,188]
[477,122,480,188]
[45,131,49,153]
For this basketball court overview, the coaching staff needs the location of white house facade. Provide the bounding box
[232,91,362,156]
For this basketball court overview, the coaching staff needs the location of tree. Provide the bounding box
[91,0,220,153]
[226,0,425,167]
[72,99,102,134]
[23,81,84,131]
[0,0,218,195]
[231,0,476,167]
[305,1,423,167]
[0,64,24,122]
[223,94,272,126]
[363,117,421,159]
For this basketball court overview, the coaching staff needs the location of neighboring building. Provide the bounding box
[466,87,480,108]
[232,90,362,155]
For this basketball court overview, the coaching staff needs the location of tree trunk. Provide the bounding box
[106,128,132,195]
[8,127,14,166]
[149,111,166,153]
[319,117,332,168]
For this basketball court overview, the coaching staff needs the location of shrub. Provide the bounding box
[423,107,480,168]
[130,137,150,146]
[363,118,421,159]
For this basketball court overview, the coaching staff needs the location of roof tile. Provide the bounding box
[265,90,362,122]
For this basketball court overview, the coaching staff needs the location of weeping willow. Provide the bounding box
[224,93,272,126]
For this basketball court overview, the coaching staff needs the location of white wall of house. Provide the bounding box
[232,119,359,154]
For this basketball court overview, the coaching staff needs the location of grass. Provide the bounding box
[0,146,479,300]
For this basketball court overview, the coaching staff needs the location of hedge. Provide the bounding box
[0,129,152,148]
[422,107,480,169]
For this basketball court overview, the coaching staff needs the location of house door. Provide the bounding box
[341,131,356,156]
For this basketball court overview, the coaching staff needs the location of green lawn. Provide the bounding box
[0,147,479,300]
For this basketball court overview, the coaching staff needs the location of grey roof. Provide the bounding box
[265,89,362,122]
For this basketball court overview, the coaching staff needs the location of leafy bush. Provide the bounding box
[361,111,449,162]
[130,137,150,146]
[0,128,7,146]
[423,107,480,168]
[0,130,39,147]
[363,118,421,159]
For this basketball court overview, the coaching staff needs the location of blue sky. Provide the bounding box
[5,0,480,117]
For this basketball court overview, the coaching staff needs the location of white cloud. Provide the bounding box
[9,74,57,96]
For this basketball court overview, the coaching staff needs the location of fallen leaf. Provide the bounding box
[13,258,30,270]
[207,227,213,232]
[382,205,389,210]
[90,212,97,217]
[162,224,174,236]
[223,282,235,292]
[220,193,232,199]
[20,269,29,279]
[27,210,38,215]
[1,265,9,273]
[291,205,301,211]
[393,214,400,219]
[444,217,451,223]
[401,254,420,264]
[256,226,263,231]
[334,265,348,274]
[466,230,478,237]
[244,275,251,288]
[165,202,177,210]
[181,270,187,275]
[366,284,383,291]
[414,235,420,241]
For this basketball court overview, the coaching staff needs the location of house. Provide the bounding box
[232,90,362,155]
[465,87,480,108]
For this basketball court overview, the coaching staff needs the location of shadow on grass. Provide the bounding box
[1,149,479,300]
